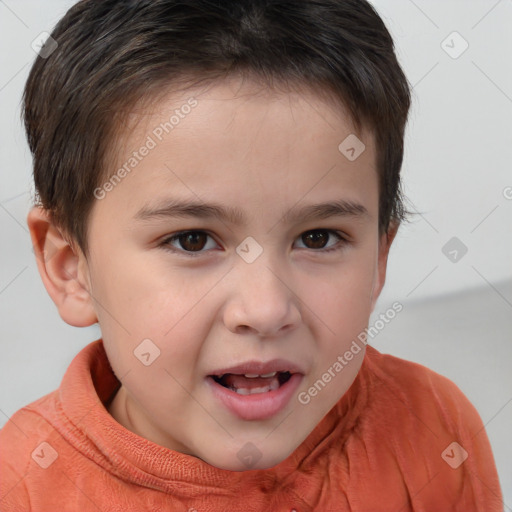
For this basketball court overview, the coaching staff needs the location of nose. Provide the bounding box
[222,255,302,337]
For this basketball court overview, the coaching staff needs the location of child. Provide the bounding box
[0,0,503,510]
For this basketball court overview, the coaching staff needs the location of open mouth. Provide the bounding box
[207,368,304,420]
[210,371,293,395]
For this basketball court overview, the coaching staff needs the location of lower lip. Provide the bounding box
[206,373,303,421]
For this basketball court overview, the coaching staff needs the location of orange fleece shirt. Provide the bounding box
[0,339,503,511]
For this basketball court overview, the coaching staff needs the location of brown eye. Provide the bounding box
[295,229,347,253]
[160,228,347,258]
[161,231,216,255]
[302,230,329,249]
[178,232,207,251]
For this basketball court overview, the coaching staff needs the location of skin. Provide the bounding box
[28,76,397,471]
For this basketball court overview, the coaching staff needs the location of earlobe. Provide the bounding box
[27,207,98,327]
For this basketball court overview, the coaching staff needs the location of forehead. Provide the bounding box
[115,76,371,162]
[94,77,378,227]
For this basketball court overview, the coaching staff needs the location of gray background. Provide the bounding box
[1,0,511,507]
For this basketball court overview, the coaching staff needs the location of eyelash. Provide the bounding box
[159,229,349,257]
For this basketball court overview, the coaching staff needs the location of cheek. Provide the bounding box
[91,259,219,375]
[302,261,375,405]
[302,250,377,349]
[92,250,216,332]
[308,250,376,310]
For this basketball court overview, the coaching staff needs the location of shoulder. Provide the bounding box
[363,345,482,432]
[0,392,59,510]
[355,345,503,509]
[0,391,59,462]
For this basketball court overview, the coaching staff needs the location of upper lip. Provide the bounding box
[209,358,305,377]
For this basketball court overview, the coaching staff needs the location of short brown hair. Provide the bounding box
[23,0,412,256]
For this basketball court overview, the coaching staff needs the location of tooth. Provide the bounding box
[269,379,279,391]
[243,371,277,378]
[235,385,272,394]
[252,386,271,393]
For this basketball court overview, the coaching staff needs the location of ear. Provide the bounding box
[370,220,399,312]
[27,206,98,327]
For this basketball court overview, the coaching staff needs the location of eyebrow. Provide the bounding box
[134,197,369,225]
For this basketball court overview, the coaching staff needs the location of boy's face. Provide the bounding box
[57,78,392,470]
